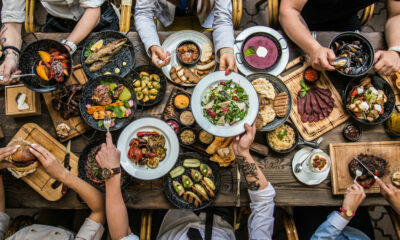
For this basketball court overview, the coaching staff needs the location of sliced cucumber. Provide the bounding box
[183,159,201,168]
[169,166,185,178]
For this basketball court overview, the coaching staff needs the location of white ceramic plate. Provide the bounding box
[191,71,259,137]
[117,118,180,180]
[161,30,216,87]
[292,147,331,185]
[234,26,289,76]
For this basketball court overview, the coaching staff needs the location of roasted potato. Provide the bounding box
[149,95,157,100]
[133,80,141,88]
[152,82,161,89]
[137,92,144,100]
[149,89,158,95]
[140,71,149,78]
[150,74,160,82]
[142,87,149,95]
[140,80,147,88]
[143,95,149,103]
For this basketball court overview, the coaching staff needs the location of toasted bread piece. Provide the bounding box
[184,67,200,83]
[200,43,213,62]
[197,60,216,71]
[273,92,289,117]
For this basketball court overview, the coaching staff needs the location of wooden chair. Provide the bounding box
[140,210,152,240]
[155,0,243,31]
[267,0,375,28]
[24,0,132,33]
[282,207,400,240]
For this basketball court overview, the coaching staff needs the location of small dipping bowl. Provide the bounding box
[303,66,321,85]
[179,110,195,127]
[343,123,362,142]
[179,127,197,145]
[165,118,180,134]
[198,129,215,145]
[173,92,191,110]
[307,152,331,173]
[176,40,201,66]
[391,167,400,188]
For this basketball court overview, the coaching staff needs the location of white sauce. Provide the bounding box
[374,104,382,112]
[256,46,268,58]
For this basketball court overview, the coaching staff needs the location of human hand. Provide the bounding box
[219,47,237,75]
[341,181,366,219]
[0,50,21,85]
[0,146,18,169]
[96,133,121,169]
[150,45,170,68]
[376,178,400,214]
[233,123,256,157]
[308,46,336,71]
[374,50,400,76]
[29,144,68,182]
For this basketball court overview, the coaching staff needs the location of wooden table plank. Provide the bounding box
[1,31,398,209]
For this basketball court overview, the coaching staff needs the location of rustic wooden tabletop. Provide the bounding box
[0,31,398,209]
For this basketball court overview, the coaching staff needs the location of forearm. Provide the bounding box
[385,16,400,48]
[279,9,320,55]
[61,172,105,224]
[134,0,160,55]
[213,0,234,53]
[1,23,22,49]
[105,174,131,240]
[66,8,100,45]
[237,153,268,191]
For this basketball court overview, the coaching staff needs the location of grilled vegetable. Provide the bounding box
[192,184,209,201]
[182,175,193,188]
[191,169,202,182]
[200,163,212,177]
[173,181,185,196]
[170,166,185,178]
[183,159,201,168]
[200,179,215,198]
[93,111,129,120]
[183,191,202,207]
[146,158,159,168]
[202,177,215,190]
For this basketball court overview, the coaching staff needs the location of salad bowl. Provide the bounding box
[191,71,259,137]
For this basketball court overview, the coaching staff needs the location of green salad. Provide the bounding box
[201,80,249,126]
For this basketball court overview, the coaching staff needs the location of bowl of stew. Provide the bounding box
[176,41,201,66]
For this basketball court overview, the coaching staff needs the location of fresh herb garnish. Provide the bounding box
[278,129,288,140]
[244,46,256,57]
[300,81,310,98]
[124,100,130,108]
[98,120,103,128]
[106,106,123,118]
[84,43,93,58]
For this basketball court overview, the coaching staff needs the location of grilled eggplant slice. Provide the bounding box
[191,169,202,182]
[173,181,185,197]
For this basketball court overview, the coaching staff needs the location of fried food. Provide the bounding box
[252,78,276,100]
[207,137,235,167]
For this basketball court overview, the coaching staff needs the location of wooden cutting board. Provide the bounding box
[42,64,90,142]
[8,123,79,201]
[380,74,400,112]
[330,141,400,195]
[279,57,349,141]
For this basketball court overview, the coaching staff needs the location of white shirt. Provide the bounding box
[1,0,104,23]
[0,212,104,240]
[122,184,276,240]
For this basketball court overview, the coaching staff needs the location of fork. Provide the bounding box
[103,115,112,133]
[354,169,363,182]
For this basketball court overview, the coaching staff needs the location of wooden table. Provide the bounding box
[0,31,398,209]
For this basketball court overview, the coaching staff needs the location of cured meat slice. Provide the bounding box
[316,87,332,97]
[307,113,314,122]
[309,91,321,114]
[315,90,334,108]
[313,91,329,109]
[319,112,324,120]
[301,113,308,123]
[305,93,312,115]
[297,92,306,116]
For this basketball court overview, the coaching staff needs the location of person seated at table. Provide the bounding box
[134,0,237,74]
[294,179,400,240]
[96,124,275,240]
[279,0,400,76]
[0,145,106,240]
[0,0,119,85]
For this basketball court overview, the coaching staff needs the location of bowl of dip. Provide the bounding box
[307,152,331,173]
[241,32,282,71]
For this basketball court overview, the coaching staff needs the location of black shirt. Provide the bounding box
[301,0,377,31]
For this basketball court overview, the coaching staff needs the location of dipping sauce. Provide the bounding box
[243,35,279,70]
[304,67,319,83]
[179,110,195,126]
[174,93,190,109]
[179,128,196,145]
[344,124,360,141]
[166,119,180,133]
[199,130,214,145]
[177,42,200,64]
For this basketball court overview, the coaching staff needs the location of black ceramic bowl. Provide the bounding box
[81,31,135,79]
[329,32,374,78]
[240,32,282,72]
[176,40,201,66]
[197,129,215,146]
[79,75,137,131]
[163,152,220,210]
[179,109,195,127]
[165,118,181,134]
[19,39,72,93]
[78,139,131,193]
[303,66,321,85]
[247,73,292,131]
[173,91,191,110]
[178,127,197,145]
[342,123,362,142]
[343,74,395,125]
[126,65,167,108]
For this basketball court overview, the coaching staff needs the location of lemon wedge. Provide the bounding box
[91,40,104,52]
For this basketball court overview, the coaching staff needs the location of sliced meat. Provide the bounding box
[309,91,321,114]
[316,87,332,97]
[301,113,309,123]
[297,92,305,116]
[307,113,314,122]
[315,89,334,108]
[305,93,312,115]
[318,112,324,120]
[313,91,329,109]
[113,84,125,99]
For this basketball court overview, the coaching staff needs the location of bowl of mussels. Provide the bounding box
[329,32,374,78]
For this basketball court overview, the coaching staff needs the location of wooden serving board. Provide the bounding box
[42,64,90,142]
[330,141,400,195]
[8,123,79,201]
[380,74,400,112]
[279,57,349,141]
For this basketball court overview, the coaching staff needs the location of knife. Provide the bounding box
[354,157,378,179]
[51,140,72,190]
[234,165,241,231]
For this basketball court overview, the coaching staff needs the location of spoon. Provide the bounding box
[354,169,362,181]
[295,149,316,173]
[0,74,36,81]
